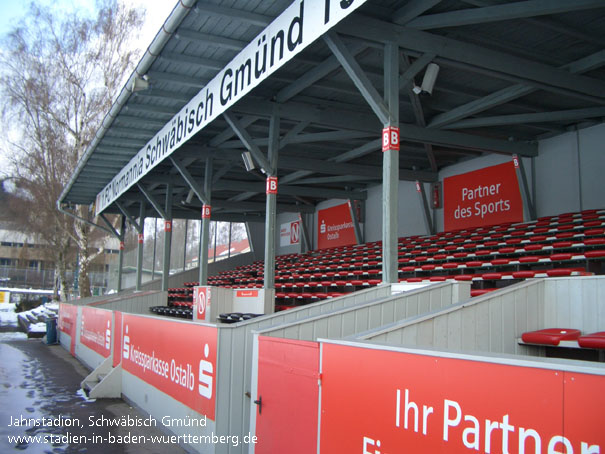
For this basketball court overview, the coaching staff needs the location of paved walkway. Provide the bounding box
[0,336,189,454]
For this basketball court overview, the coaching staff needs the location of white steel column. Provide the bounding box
[199,158,213,286]
[162,184,173,292]
[383,42,400,284]
[264,106,280,291]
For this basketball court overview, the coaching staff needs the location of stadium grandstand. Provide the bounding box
[57,1,605,453]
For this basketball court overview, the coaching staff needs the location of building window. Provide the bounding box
[28,260,40,270]
[0,258,15,267]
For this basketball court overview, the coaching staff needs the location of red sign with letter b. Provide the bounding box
[266,176,278,194]
[382,126,400,152]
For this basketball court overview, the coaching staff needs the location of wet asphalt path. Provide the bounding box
[0,337,189,454]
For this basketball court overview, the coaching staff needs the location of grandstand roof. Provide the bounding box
[59,0,605,222]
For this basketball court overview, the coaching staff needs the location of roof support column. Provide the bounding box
[117,215,126,292]
[199,159,213,286]
[135,202,146,291]
[162,184,173,292]
[348,200,364,244]
[415,181,435,235]
[264,106,280,293]
[512,155,536,221]
[383,41,400,284]
[298,213,311,253]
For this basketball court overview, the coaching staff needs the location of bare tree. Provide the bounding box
[0,0,144,299]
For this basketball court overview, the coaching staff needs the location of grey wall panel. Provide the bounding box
[362,277,605,357]
[121,370,218,454]
[75,343,105,371]
[93,291,168,314]
[257,283,466,343]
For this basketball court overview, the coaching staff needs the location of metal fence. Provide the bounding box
[0,267,109,293]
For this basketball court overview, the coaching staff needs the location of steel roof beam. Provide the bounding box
[217,129,376,149]
[223,112,272,173]
[99,137,147,148]
[159,53,226,71]
[401,53,438,171]
[444,106,605,129]
[275,42,368,103]
[212,180,367,200]
[292,175,379,185]
[278,156,437,182]
[408,0,605,30]
[169,156,210,206]
[337,16,605,102]
[393,0,444,24]
[185,199,315,214]
[145,70,207,89]
[104,128,154,140]
[95,146,139,155]
[192,4,272,27]
[133,88,193,103]
[323,31,390,125]
[124,103,178,117]
[137,184,167,219]
[232,98,537,156]
[114,115,166,129]
[429,49,605,128]
[175,28,247,50]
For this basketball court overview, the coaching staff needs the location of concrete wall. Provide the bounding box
[121,371,218,454]
[535,123,605,217]
[275,212,302,256]
[365,181,431,243]
[91,291,167,314]
[255,282,470,341]
[357,276,605,357]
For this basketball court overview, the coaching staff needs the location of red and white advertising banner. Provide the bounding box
[443,161,523,231]
[193,286,211,322]
[317,203,356,250]
[80,306,112,358]
[320,342,605,453]
[121,314,218,420]
[236,290,259,298]
[280,220,300,247]
[59,303,78,355]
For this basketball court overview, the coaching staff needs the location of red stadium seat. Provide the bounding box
[577,332,605,349]
[585,250,605,258]
[442,263,460,269]
[521,328,581,346]
[546,268,573,277]
[491,258,510,265]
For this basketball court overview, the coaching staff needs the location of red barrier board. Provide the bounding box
[256,338,319,454]
[58,303,77,355]
[320,343,604,453]
[121,315,218,420]
[80,306,112,358]
[317,203,356,250]
[443,161,523,231]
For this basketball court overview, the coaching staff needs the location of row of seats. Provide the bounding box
[521,328,605,349]
[155,209,604,316]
